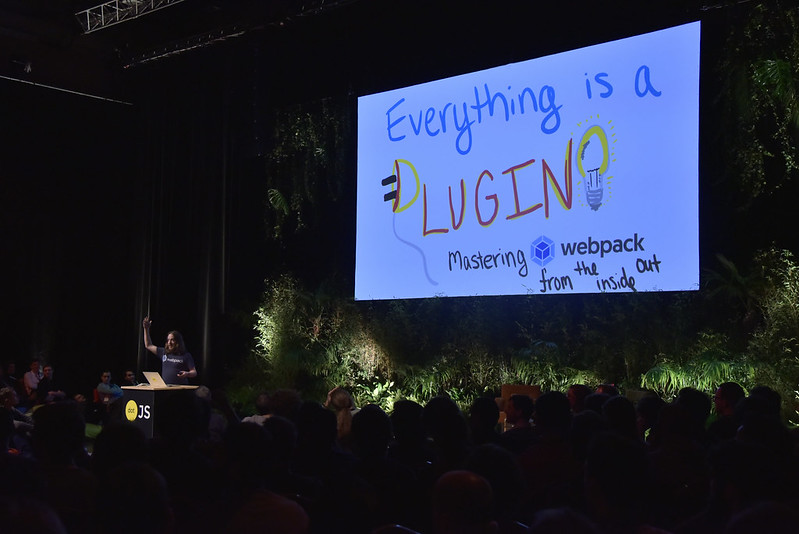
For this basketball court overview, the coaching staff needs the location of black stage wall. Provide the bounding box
[0,1,771,396]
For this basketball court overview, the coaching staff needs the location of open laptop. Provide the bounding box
[142,371,172,388]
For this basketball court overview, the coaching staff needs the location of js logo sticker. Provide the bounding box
[125,399,151,421]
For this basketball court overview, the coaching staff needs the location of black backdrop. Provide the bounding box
[0,1,770,396]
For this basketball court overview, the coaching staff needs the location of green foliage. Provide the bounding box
[719,2,799,200]
[746,248,799,419]
[228,275,613,413]
[268,188,290,216]
[748,249,799,359]
[639,249,799,418]
[641,331,756,400]
[228,248,799,421]
[353,379,402,412]
[263,98,350,239]
[501,355,602,394]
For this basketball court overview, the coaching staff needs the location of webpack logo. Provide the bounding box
[531,236,555,266]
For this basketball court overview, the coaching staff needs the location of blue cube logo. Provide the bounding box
[531,236,555,266]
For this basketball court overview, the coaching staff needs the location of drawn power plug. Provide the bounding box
[378,172,438,287]
[382,174,397,205]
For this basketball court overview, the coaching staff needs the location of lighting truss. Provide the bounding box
[75,0,186,34]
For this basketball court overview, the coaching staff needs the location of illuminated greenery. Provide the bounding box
[640,332,756,401]
[746,249,799,421]
[224,248,799,422]
[640,249,799,419]
[226,275,608,412]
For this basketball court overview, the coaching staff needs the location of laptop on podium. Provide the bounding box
[142,371,171,388]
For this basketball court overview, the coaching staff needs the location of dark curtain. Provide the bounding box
[129,39,272,388]
[0,38,271,395]
[0,79,140,394]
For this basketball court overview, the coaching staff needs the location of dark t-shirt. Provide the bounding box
[155,347,195,384]
[36,377,60,403]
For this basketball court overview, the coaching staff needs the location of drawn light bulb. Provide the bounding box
[584,169,603,211]
[578,125,610,211]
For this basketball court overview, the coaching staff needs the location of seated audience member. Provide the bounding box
[708,381,745,442]
[22,359,42,407]
[582,393,610,415]
[0,497,68,534]
[325,386,357,450]
[0,408,15,454]
[353,404,420,528]
[423,396,471,477]
[748,385,782,418]
[261,415,321,500]
[465,444,528,528]
[498,394,536,454]
[635,393,665,442]
[389,399,434,473]
[567,384,593,414]
[584,432,652,533]
[120,370,139,387]
[149,390,225,533]
[0,387,32,429]
[96,371,123,402]
[532,391,572,434]
[646,403,710,529]
[36,365,65,405]
[676,439,784,533]
[194,386,230,442]
[241,392,271,425]
[725,501,799,534]
[431,470,498,534]
[269,388,303,422]
[602,395,638,440]
[736,409,793,458]
[0,388,33,458]
[32,402,97,533]
[675,387,712,443]
[713,382,745,418]
[89,422,148,478]
[595,383,619,397]
[96,462,174,534]
[0,361,18,390]
[570,410,607,466]
[468,397,501,446]
[528,507,601,534]
[2,362,29,415]
[222,422,310,534]
[518,391,578,510]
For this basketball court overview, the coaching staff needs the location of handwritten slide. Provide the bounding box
[355,22,700,300]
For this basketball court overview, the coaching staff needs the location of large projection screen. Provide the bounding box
[356,22,700,300]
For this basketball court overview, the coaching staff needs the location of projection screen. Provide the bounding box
[356,21,700,300]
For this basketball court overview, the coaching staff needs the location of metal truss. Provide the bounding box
[75,0,186,34]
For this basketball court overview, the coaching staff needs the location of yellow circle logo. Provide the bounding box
[125,400,138,422]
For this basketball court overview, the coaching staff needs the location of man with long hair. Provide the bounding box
[142,316,197,384]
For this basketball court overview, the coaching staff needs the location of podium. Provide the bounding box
[121,385,198,438]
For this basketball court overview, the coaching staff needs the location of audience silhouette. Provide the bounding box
[0,380,796,534]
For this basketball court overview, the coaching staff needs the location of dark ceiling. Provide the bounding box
[0,0,322,97]
[0,0,713,102]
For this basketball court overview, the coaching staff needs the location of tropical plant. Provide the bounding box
[263,98,350,239]
[718,2,799,202]
[640,331,756,400]
[746,248,799,418]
